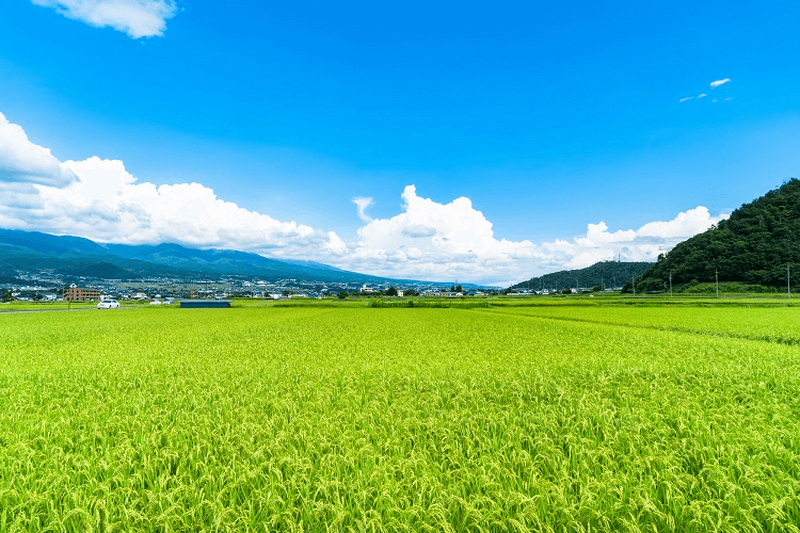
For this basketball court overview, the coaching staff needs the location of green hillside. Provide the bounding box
[509,261,653,292]
[637,178,800,293]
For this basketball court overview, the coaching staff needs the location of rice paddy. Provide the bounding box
[1,302,799,531]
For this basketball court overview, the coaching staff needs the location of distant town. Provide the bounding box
[2,270,500,303]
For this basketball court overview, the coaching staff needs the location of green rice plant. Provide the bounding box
[0,306,798,531]
[481,305,800,345]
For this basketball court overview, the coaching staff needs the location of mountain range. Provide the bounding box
[0,229,416,287]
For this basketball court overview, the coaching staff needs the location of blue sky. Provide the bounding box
[1,0,799,285]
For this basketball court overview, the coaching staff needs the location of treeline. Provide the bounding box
[636,178,800,292]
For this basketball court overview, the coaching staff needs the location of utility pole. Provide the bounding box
[632,275,635,297]
[669,270,673,297]
[68,282,76,311]
[715,269,719,299]
[789,265,791,299]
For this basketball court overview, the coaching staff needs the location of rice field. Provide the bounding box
[481,304,800,344]
[1,303,799,531]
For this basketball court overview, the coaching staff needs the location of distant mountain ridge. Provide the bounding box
[0,229,418,286]
[508,261,654,291]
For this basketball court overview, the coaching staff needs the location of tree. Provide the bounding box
[385,286,398,296]
[338,291,348,299]
[0,290,12,303]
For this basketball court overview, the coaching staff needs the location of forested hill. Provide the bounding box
[636,178,800,292]
[508,261,653,292]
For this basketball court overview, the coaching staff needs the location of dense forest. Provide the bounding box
[636,178,800,292]
[509,261,653,292]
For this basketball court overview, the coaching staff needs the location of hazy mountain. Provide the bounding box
[0,229,110,255]
[0,229,419,286]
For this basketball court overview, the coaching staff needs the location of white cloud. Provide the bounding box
[679,96,694,103]
[353,196,374,222]
[0,112,77,187]
[327,186,728,286]
[636,206,723,239]
[0,114,730,286]
[3,154,341,258]
[710,78,731,88]
[524,207,727,279]
[341,185,544,284]
[697,93,707,99]
[30,0,178,38]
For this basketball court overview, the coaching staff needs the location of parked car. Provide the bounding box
[97,299,120,309]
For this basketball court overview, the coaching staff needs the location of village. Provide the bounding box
[1,270,495,303]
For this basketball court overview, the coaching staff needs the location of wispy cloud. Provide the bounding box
[30,0,178,38]
[681,79,732,104]
[353,197,374,222]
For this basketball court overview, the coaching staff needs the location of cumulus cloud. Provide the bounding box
[0,112,77,187]
[710,78,731,88]
[0,114,729,286]
[327,186,729,286]
[353,196,374,222]
[637,206,722,238]
[30,0,178,38]
[44,157,343,255]
[341,185,544,284]
[2,155,342,259]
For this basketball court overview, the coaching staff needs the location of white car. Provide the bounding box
[97,299,120,309]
